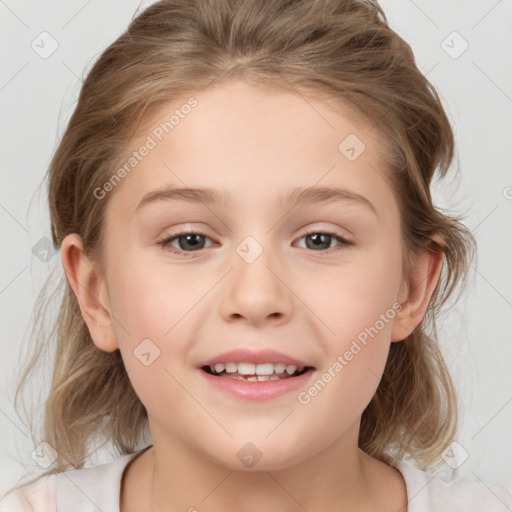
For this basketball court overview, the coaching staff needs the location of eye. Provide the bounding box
[157,230,215,255]
[157,228,352,257]
[295,229,352,252]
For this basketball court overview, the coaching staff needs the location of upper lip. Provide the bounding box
[198,348,313,368]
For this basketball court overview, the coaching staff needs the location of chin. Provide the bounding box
[203,435,314,472]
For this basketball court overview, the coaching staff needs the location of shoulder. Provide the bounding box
[53,450,144,511]
[0,447,149,512]
[392,458,512,512]
[0,474,57,512]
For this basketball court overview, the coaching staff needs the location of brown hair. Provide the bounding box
[12,0,475,488]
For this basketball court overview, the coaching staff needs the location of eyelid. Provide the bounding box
[156,228,215,253]
[300,226,352,243]
[158,223,352,243]
[156,224,353,256]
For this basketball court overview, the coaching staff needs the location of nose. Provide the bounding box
[219,244,294,327]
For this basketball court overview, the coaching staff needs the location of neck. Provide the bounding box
[145,421,385,512]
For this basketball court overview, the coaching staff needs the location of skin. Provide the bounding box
[61,79,443,512]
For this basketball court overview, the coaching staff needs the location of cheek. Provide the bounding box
[107,256,206,343]
[105,257,213,408]
[304,245,402,400]
[106,262,201,427]
[310,244,402,343]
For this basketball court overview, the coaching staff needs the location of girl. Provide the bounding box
[2,0,511,510]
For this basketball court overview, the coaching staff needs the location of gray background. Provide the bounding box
[1,0,511,496]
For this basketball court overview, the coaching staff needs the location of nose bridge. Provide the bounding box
[220,233,293,323]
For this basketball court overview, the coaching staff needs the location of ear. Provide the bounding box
[391,234,444,342]
[60,233,119,352]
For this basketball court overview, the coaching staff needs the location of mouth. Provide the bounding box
[198,349,316,400]
[201,362,313,381]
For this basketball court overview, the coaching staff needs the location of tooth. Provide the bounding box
[225,362,237,373]
[212,361,305,379]
[255,363,274,376]
[238,362,256,375]
[274,363,286,374]
[285,365,297,375]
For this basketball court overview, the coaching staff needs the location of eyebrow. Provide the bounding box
[135,185,377,215]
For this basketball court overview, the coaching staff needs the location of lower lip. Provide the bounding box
[198,368,314,401]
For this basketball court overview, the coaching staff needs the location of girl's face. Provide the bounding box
[89,79,410,469]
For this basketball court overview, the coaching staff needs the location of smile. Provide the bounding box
[202,362,311,381]
[198,349,316,401]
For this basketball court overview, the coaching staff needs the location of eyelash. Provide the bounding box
[156,228,352,257]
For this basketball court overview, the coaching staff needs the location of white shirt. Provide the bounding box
[2,447,511,511]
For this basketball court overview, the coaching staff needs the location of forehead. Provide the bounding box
[106,79,396,218]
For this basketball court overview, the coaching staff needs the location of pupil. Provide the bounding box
[307,233,330,250]
[181,234,204,251]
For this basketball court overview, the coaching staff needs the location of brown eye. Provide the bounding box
[295,230,351,252]
[157,231,215,255]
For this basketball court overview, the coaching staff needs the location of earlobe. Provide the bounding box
[60,233,119,352]
[391,235,444,342]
